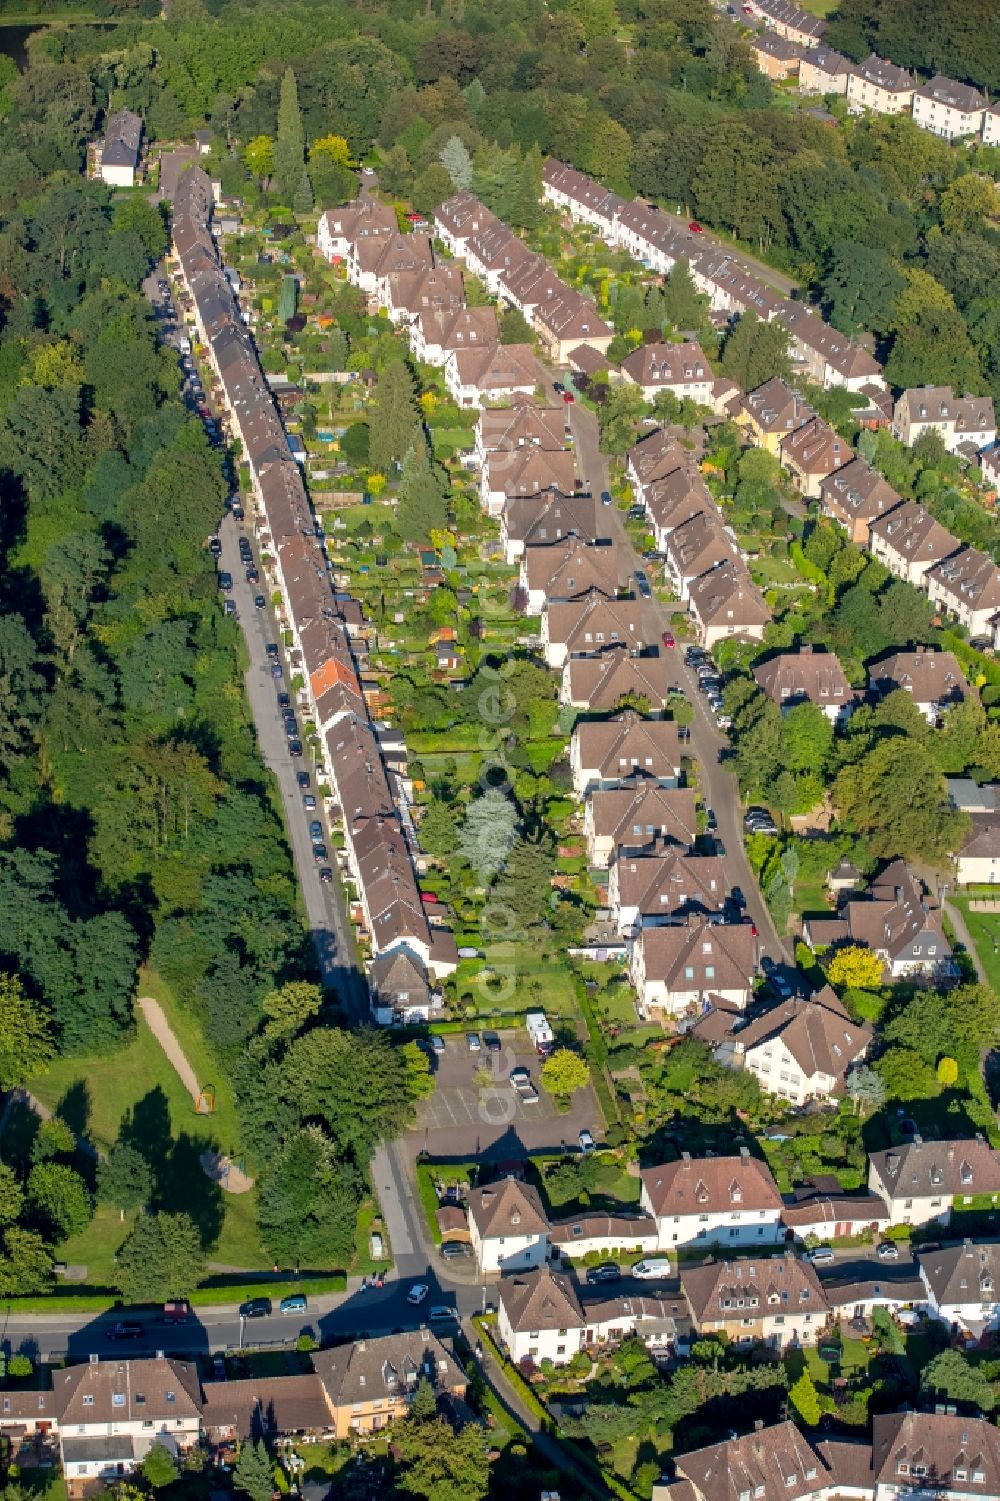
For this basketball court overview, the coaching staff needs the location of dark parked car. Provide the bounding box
[634,569,652,599]
[296,770,311,789]
[277,692,291,709]
[483,1031,501,1053]
[106,1320,144,1341]
[265,642,279,659]
[440,1241,472,1260]
[309,820,324,843]
[586,1263,621,1285]
[246,565,259,584]
[209,537,222,557]
[240,1298,272,1319]
[318,866,333,884]
[288,739,303,756]
[312,844,328,863]
[218,571,232,592]
[223,599,238,618]
[254,594,266,609]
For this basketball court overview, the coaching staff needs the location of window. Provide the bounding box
[684,966,695,979]
[83,1396,94,1408]
[166,1392,176,1404]
[705,966,715,980]
[973,1473,986,1484]
[112,1394,125,1409]
[956,1471,967,1482]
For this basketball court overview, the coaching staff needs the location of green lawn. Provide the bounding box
[950,898,1000,991]
[453,941,583,1021]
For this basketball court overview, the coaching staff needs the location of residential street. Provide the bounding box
[562,393,791,964]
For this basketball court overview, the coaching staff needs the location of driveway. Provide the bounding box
[410,1031,600,1159]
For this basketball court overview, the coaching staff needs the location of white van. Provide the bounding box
[631,1258,672,1280]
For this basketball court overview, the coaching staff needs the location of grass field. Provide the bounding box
[950,898,1000,991]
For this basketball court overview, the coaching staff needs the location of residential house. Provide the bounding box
[654,1421,833,1501]
[751,32,805,80]
[385,262,464,327]
[781,1185,889,1242]
[645,470,716,553]
[777,300,884,392]
[687,562,771,648]
[955,815,1000,887]
[531,289,614,365]
[681,1251,830,1350]
[917,1240,1000,1338]
[475,398,568,467]
[664,512,741,601]
[739,378,814,455]
[502,492,603,565]
[819,458,902,545]
[482,446,578,519]
[433,190,498,258]
[562,646,672,712]
[367,949,435,1025]
[317,201,397,261]
[548,1213,659,1260]
[570,711,683,797]
[927,547,1000,640]
[732,986,872,1105]
[311,1331,466,1440]
[522,538,626,614]
[892,388,997,457]
[411,305,499,369]
[823,1267,927,1328]
[542,159,622,235]
[497,1264,689,1365]
[200,1376,333,1445]
[868,646,970,723]
[802,859,953,982]
[752,0,826,45]
[847,54,916,115]
[868,1135,1000,1228]
[585,784,697,868]
[981,445,1000,496]
[351,232,433,300]
[871,1411,1000,1501]
[99,109,142,187]
[640,1150,784,1251]
[542,590,647,670]
[867,500,960,588]
[779,418,850,498]
[754,646,855,724]
[620,342,714,405]
[912,76,988,139]
[444,342,537,408]
[798,45,853,95]
[54,1357,202,1493]
[626,428,696,505]
[467,1178,549,1273]
[608,849,727,936]
[629,918,757,1020]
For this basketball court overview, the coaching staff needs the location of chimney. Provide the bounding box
[739,1146,750,1165]
[682,1151,692,1164]
[800,643,813,654]
[755,1419,765,1432]
[89,1353,99,1365]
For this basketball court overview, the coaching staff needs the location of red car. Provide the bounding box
[662,631,675,648]
[562,390,575,403]
[688,221,704,233]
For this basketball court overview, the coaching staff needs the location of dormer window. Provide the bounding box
[112,1394,125,1408]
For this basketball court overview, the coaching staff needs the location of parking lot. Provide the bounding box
[411,1030,601,1158]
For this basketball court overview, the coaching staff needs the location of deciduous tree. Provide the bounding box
[98,1143,153,1218]
[115,1212,204,1304]
[826,946,884,991]
[540,1048,590,1097]
[0,972,53,1092]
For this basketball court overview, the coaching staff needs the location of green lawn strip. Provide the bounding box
[352,1199,393,1275]
[575,981,619,1128]
[4,1270,348,1317]
[950,898,1000,991]
[415,1160,477,1244]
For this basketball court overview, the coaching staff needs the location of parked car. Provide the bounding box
[634,570,652,599]
[209,537,222,557]
[312,844,328,863]
[553,381,565,394]
[106,1320,144,1341]
[296,770,310,789]
[510,1066,530,1084]
[407,1283,429,1305]
[288,739,303,756]
[246,565,259,584]
[265,643,280,659]
[309,819,324,842]
[877,1241,900,1261]
[440,1241,472,1260]
[467,1032,481,1052]
[218,571,232,592]
[688,221,704,233]
[303,793,317,811]
[254,594,266,609]
[279,1293,307,1315]
[562,391,575,404]
[240,1298,272,1318]
[163,1300,190,1323]
[429,1034,445,1054]
[662,631,675,648]
[586,1263,621,1285]
[224,599,238,618]
[318,866,333,884]
[809,1246,835,1265]
[277,692,291,709]
[631,1259,672,1280]
[483,1031,501,1053]
[601,490,612,506]
[579,1129,596,1153]
[428,1306,456,1323]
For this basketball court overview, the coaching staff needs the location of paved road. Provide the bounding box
[561,393,790,964]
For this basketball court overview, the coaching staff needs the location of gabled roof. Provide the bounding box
[872,1411,1000,1493]
[612,849,726,918]
[672,1419,828,1501]
[478,398,568,453]
[820,457,901,522]
[780,416,849,477]
[682,1250,828,1326]
[201,1375,331,1437]
[914,75,986,113]
[869,647,969,709]
[498,1264,584,1333]
[312,1330,462,1409]
[564,646,672,710]
[504,492,603,549]
[573,710,683,781]
[741,378,812,436]
[853,53,915,92]
[868,500,960,566]
[928,546,1000,613]
[635,920,756,996]
[590,783,698,848]
[754,647,853,709]
[448,341,537,391]
[736,986,871,1087]
[546,589,647,653]
[621,341,711,388]
[55,1357,202,1425]
[688,562,770,632]
[102,108,142,167]
[468,1177,548,1240]
[870,1136,1000,1201]
[524,538,625,599]
[918,1239,1000,1308]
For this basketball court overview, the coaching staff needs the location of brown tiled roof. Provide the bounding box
[929,546,1000,613]
[635,921,756,998]
[741,379,813,436]
[870,1136,1000,1201]
[872,1412,1000,1492]
[674,1419,828,1501]
[450,341,537,390]
[549,1213,658,1248]
[478,400,568,453]
[312,1330,463,1410]
[565,646,672,710]
[820,458,901,523]
[780,417,849,478]
[961,814,1000,859]
[681,1250,829,1326]
[573,711,682,783]
[546,590,647,653]
[612,850,726,919]
[868,500,960,567]
[917,1239,1000,1309]
[486,446,578,501]
[854,53,915,92]
[754,647,853,710]
[869,647,969,710]
[54,1358,202,1426]
[688,562,770,632]
[498,1265,584,1333]
[468,1178,548,1240]
[589,785,698,847]
[736,986,871,1088]
[641,1152,782,1219]
[622,341,711,388]
[525,539,625,598]
[201,1375,331,1438]
[781,1191,888,1229]
[504,493,603,548]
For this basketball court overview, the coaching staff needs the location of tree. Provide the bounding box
[257,1126,361,1265]
[597,383,645,455]
[439,135,473,191]
[274,68,305,200]
[921,1349,995,1412]
[392,1416,491,1501]
[845,1063,886,1117]
[262,980,323,1041]
[489,832,555,929]
[0,1228,53,1298]
[885,304,982,394]
[456,788,518,882]
[234,1440,274,1501]
[782,702,834,777]
[722,312,790,392]
[0,972,53,1091]
[937,1056,959,1086]
[418,798,459,858]
[662,259,707,331]
[97,1144,152,1219]
[31,1116,75,1161]
[293,168,314,215]
[368,360,419,473]
[886,983,1000,1081]
[401,1041,434,1100]
[0,1166,23,1228]
[789,1370,821,1426]
[242,135,274,189]
[826,946,884,991]
[115,1212,205,1304]
[874,1046,938,1103]
[822,243,905,337]
[8,1353,33,1378]
[834,739,969,863]
[409,1375,438,1423]
[0,617,46,769]
[940,175,999,236]
[142,1444,180,1489]
[397,431,449,542]
[499,307,534,345]
[540,1048,590,1098]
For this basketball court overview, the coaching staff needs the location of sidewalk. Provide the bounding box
[944,898,987,983]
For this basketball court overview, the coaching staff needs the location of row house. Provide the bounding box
[521,537,626,614]
[585,783,697,868]
[502,491,604,564]
[912,76,988,139]
[646,471,717,553]
[483,444,578,519]
[433,189,498,258]
[309,1334,465,1440]
[444,340,537,408]
[317,200,397,261]
[730,986,872,1106]
[411,304,498,369]
[781,1186,890,1242]
[640,1149,785,1250]
[750,0,826,45]
[475,397,568,468]
[892,387,997,457]
[561,643,672,711]
[869,645,970,723]
[497,1264,688,1366]
[570,711,683,797]
[629,917,757,1019]
[867,499,960,588]
[98,108,142,187]
[927,546,1000,640]
[869,1135,1000,1229]
[739,378,814,454]
[780,417,850,498]
[664,511,742,601]
[803,858,953,982]
[608,849,727,935]
[384,260,464,326]
[626,427,700,505]
[751,32,805,81]
[777,300,884,391]
[540,159,622,235]
[468,1179,550,1274]
[620,341,715,406]
[798,44,853,95]
[542,589,647,669]
[681,1251,829,1350]
[847,54,916,115]
[918,1240,1000,1338]
[753,645,855,725]
[688,561,771,648]
[819,457,902,546]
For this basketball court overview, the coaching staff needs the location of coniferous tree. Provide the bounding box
[293,167,314,214]
[439,135,473,190]
[368,360,419,473]
[274,68,304,201]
